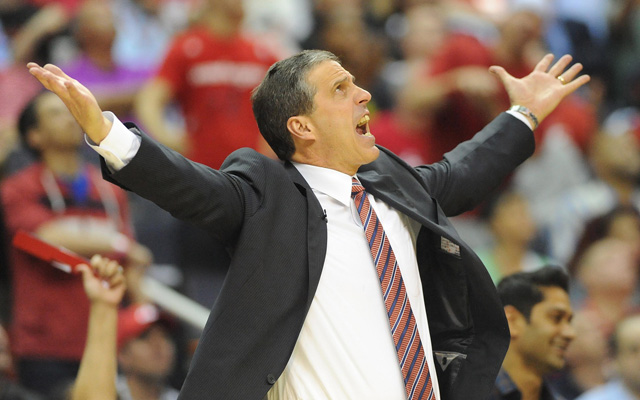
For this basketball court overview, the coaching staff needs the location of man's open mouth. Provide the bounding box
[356,115,371,136]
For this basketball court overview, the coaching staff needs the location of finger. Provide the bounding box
[557,63,583,83]
[109,272,126,288]
[28,66,71,98]
[43,63,74,81]
[76,263,93,282]
[102,259,120,278]
[488,65,515,86]
[533,53,554,72]
[562,74,591,94]
[548,54,573,77]
[90,254,103,268]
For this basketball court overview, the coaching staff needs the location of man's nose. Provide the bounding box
[563,321,577,341]
[356,86,371,105]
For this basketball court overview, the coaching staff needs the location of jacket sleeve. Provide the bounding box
[415,112,535,216]
[100,126,251,246]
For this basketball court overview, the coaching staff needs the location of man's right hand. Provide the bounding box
[27,63,112,144]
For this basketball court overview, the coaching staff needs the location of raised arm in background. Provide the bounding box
[72,255,126,400]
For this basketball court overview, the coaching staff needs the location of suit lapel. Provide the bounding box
[357,170,463,243]
[284,162,327,307]
[358,171,435,224]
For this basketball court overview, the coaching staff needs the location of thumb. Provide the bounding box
[76,264,93,282]
[489,65,513,85]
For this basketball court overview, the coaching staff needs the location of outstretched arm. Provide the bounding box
[418,54,590,215]
[72,256,126,400]
[27,63,112,144]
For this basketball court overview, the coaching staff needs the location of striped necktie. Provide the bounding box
[351,178,435,400]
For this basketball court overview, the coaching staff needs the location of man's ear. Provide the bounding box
[504,305,526,339]
[287,115,314,141]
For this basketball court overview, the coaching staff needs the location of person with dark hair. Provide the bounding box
[0,91,151,395]
[489,266,576,400]
[476,190,550,284]
[28,50,588,400]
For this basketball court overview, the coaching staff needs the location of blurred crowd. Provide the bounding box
[1,0,640,399]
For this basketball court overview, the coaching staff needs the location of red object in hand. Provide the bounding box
[12,230,88,274]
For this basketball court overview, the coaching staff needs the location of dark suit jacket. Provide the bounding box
[104,113,534,399]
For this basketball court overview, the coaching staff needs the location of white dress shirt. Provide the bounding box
[267,163,440,400]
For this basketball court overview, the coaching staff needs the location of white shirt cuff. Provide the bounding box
[85,112,141,172]
[506,110,533,131]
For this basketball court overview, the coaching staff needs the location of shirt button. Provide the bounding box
[267,374,276,384]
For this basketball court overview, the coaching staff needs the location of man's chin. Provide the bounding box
[362,146,380,165]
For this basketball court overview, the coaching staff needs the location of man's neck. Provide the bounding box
[42,151,82,177]
[202,10,241,38]
[126,375,164,400]
[502,353,544,400]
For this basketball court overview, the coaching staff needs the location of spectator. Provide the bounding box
[576,314,640,400]
[400,6,546,163]
[369,3,447,167]
[476,190,550,284]
[489,266,576,400]
[0,91,151,395]
[568,206,640,275]
[112,0,191,74]
[134,0,278,164]
[116,304,179,400]
[0,2,70,172]
[61,0,150,119]
[548,311,610,399]
[134,0,280,313]
[545,107,640,265]
[0,203,8,324]
[572,238,640,339]
[72,255,126,400]
[0,322,43,400]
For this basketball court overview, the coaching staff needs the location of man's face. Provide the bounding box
[615,318,640,393]
[31,92,83,152]
[118,325,176,382]
[302,60,379,174]
[515,287,576,376]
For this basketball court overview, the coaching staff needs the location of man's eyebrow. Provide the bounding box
[331,74,356,88]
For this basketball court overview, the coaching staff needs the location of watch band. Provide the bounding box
[509,105,539,130]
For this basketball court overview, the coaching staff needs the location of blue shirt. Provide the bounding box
[576,380,639,400]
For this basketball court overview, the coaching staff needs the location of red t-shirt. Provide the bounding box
[1,164,131,361]
[157,27,278,168]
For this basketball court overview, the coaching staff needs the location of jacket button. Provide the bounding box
[267,374,276,384]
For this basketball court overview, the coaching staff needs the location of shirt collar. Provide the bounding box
[292,162,355,207]
[495,369,563,400]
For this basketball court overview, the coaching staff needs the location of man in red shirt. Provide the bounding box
[135,0,280,168]
[0,91,151,395]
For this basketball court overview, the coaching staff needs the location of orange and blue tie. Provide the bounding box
[351,178,435,400]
